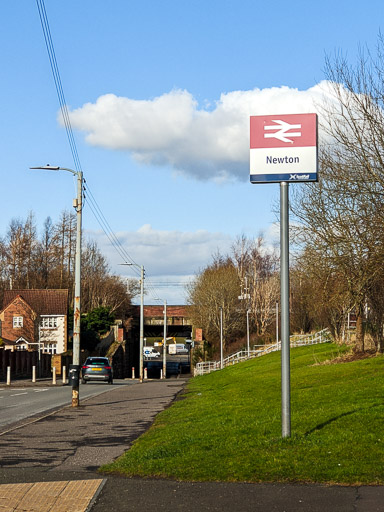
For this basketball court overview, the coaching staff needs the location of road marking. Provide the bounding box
[10,392,28,396]
[33,388,49,392]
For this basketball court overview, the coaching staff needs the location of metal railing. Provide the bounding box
[194,328,331,376]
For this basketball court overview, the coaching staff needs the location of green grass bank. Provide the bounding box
[102,343,384,484]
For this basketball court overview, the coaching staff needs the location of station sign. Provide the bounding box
[250,113,318,183]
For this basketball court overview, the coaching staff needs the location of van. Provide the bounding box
[143,347,161,358]
[169,343,188,355]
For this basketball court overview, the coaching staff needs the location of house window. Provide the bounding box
[43,343,57,354]
[13,316,23,328]
[41,317,58,329]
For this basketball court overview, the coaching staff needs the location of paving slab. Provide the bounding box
[0,479,104,512]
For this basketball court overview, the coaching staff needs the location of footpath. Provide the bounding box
[0,378,383,512]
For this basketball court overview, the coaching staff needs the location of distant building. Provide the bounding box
[0,289,69,354]
[131,305,192,339]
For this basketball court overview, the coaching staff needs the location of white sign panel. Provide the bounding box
[250,113,318,183]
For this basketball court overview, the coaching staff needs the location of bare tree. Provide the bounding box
[187,255,244,352]
[291,38,384,352]
[232,236,279,340]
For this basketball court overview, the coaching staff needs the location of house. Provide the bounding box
[0,289,69,354]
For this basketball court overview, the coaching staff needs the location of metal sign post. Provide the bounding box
[280,181,291,438]
[250,113,318,438]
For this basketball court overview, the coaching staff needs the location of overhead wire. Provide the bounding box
[35,0,165,303]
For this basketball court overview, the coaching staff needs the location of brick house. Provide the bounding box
[0,290,69,354]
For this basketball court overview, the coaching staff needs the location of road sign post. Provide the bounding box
[250,113,318,438]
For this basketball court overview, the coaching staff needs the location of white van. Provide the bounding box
[143,347,161,358]
[169,343,188,355]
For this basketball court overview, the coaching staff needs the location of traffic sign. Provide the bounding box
[250,113,318,183]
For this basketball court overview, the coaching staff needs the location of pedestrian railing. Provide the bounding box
[194,328,331,376]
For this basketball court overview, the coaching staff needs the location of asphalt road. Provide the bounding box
[0,380,130,429]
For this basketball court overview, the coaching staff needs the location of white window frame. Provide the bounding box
[13,316,23,328]
[42,343,58,354]
[41,317,58,329]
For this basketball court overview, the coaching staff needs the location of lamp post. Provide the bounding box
[239,278,251,357]
[163,300,167,379]
[220,306,223,369]
[31,165,82,406]
[121,263,145,382]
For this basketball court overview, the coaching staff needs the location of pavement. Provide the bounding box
[0,377,384,511]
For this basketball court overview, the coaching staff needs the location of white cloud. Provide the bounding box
[86,224,233,277]
[85,224,284,303]
[67,81,336,181]
[85,224,234,303]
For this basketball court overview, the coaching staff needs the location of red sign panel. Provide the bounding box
[250,113,317,149]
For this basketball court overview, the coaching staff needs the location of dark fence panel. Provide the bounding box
[0,350,52,381]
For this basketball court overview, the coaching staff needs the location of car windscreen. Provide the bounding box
[86,359,109,365]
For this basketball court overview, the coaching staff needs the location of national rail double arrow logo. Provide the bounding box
[263,120,302,144]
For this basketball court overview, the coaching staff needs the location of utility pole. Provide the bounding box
[30,165,83,407]
[139,265,145,382]
[120,263,145,383]
[72,170,83,406]
[163,300,167,379]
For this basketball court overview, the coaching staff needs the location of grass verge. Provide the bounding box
[101,343,384,484]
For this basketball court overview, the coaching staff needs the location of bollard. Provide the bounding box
[6,366,11,386]
[132,367,135,379]
[52,367,56,385]
[62,366,67,385]
[160,369,163,379]
[144,367,148,380]
[32,366,36,383]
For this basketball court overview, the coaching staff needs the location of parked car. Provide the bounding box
[81,357,113,384]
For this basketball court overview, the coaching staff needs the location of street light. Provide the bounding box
[239,277,251,357]
[30,165,83,406]
[163,300,167,379]
[246,308,250,357]
[121,263,145,382]
[219,306,223,369]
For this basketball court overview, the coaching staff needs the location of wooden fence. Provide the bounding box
[0,350,52,381]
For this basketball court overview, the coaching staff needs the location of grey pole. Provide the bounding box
[72,170,83,406]
[120,262,145,382]
[276,301,279,346]
[30,165,82,407]
[220,306,224,369]
[163,300,167,379]
[139,265,145,382]
[280,181,291,438]
[246,309,250,357]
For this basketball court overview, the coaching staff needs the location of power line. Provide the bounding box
[35,0,164,304]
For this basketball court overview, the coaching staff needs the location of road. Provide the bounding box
[0,380,130,430]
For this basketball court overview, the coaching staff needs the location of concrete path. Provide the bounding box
[0,378,383,511]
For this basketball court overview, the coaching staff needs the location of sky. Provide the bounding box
[0,0,382,304]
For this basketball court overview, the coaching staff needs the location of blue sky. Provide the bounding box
[1,0,382,303]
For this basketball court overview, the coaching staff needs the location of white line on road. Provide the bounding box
[10,393,28,396]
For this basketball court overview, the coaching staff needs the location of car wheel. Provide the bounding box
[81,378,87,384]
